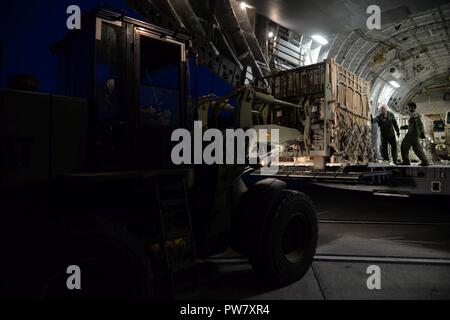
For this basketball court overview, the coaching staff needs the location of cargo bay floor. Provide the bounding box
[194,187,450,300]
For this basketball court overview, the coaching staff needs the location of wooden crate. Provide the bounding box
[256,59,374,168]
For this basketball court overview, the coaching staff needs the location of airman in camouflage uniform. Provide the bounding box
[400,102,430,166]
[372,105,400,163]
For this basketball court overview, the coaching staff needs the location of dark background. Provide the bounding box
[0,0,236,99]
[0,0,139,93]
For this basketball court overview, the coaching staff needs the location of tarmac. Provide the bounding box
[195,187,450,300]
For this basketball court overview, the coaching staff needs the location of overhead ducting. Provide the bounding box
[127,0,273,86]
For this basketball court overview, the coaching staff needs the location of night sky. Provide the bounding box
[0,0,140,93]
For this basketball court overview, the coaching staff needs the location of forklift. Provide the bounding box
[0,8,318,298]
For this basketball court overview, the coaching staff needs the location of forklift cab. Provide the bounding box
[52,8,237,259]
[53,8,191,171]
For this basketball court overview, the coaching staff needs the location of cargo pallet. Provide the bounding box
[247,164,450,197]
[255,59,373,169]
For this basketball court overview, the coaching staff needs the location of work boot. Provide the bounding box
[400,161,410,166]
[419,162,430,167]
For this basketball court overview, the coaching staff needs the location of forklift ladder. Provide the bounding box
[152,173,200,299]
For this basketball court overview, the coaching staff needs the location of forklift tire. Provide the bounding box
[8,216,153,299]
[249,190,318,287]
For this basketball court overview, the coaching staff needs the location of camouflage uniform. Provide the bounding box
[372,111,400,163]
[401,111,429,165]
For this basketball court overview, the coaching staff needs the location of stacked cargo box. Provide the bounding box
[256,59,374,168]
[0,89,88,189]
